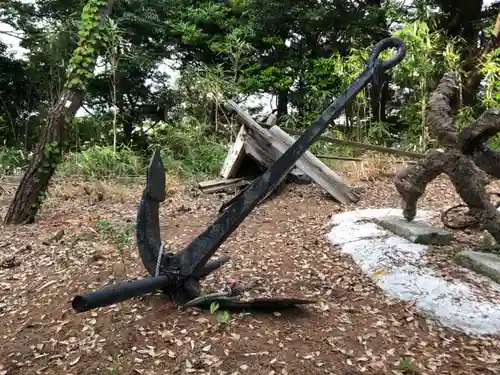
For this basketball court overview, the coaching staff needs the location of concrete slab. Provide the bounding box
[374,215,452,245]
[456,250,500,285]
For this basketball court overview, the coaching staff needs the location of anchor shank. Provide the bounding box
[180,64,380,278]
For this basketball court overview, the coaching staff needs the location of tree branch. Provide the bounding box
[395,150,449,221]
[462,12,500,106]
[426,72,460,148]
[459,108,500,154]
[472,146,500,179]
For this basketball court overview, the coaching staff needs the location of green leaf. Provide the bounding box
[210,302,219,314]
[216,310,230,324]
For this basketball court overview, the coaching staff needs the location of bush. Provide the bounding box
[150,122,227,178]
[0,121,228,180]
[59,145,145,178]
[0,148,30,175]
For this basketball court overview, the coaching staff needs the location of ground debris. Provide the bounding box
[0,255,20,269]
[0,177,499,375]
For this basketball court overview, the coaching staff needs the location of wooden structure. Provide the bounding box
[209,100,358,205]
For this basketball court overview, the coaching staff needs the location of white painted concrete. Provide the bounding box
[327,208,500,336]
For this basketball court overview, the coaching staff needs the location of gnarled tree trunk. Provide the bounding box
[395,71,500,242]
[395,13,500,243]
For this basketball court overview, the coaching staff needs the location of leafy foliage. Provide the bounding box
[0,0,499,178]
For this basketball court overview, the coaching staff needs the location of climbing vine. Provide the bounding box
[65,0,110,91]
[31,141,63,208]
[30,0,111,209]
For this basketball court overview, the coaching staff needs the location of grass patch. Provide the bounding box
[0,148,29,175]
[0,146,145,179]
[0,136,226,181]
[59,145,145,178]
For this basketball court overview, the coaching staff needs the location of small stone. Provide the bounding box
[374,216,452,245]
[455,250,500,284]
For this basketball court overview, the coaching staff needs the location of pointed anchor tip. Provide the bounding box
[146,149,166,202]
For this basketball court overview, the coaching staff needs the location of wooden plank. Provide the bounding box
[224,100,355,204]
[225,100,277,154]
[317,154,417,163]
[244,135,311,185]
[243,135,290,202]
[268,125,359,203]
[244,134,277,168]
[201,179,253,194]
[198,177,247,189]
[318,155,363,162]
[266,113,277,126]
[224,101,293,202]
[219,125,247,179]
[290,166,312,184]
[287,168,312,185]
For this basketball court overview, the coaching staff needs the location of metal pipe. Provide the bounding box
[72,274,174,312]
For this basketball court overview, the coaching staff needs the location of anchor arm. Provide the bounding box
[136,150,166,276]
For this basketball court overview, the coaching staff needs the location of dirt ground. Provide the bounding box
[1,168,500,375]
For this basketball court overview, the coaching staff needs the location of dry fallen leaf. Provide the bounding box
[69,356,80,366]
[0,178,498,375]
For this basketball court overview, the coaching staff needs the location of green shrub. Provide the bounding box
[0,148,29,175]
[150,122,227,178]
[59,145,145,178]
[0,120,227,180]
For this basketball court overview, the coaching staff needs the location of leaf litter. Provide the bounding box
[0,176,499,375]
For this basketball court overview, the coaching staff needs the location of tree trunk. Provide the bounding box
[276,89,288,121]
[365,0,390,123]
[4,92,83,224]
[4,0,114,225]
[122,117,134,143]
[434,1,498,106]
[462,13,500,106]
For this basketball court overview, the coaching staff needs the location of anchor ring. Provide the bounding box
[367,37,406,70]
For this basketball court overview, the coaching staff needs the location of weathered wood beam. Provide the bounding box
[268,125,359,203]
[220,126,247,179]
[224,100,357,204]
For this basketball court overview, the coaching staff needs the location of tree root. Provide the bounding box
[441,193,500,230]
